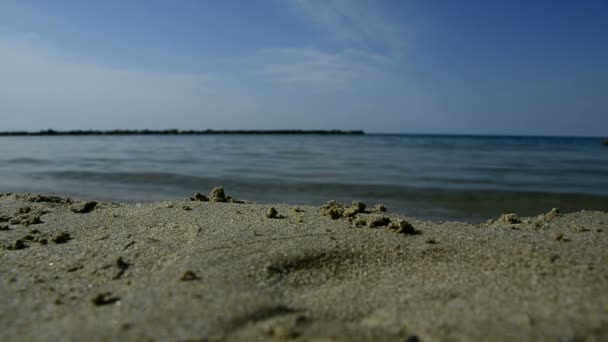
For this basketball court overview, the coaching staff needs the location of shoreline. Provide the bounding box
[1,184,606,223]
[1,191,607,341]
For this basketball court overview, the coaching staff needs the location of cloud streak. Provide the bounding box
[250,0,407,91]
[288,0,407,54]
[251,47,390,90]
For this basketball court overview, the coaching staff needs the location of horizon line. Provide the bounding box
[0,129,366,136]
[0,129,604,139]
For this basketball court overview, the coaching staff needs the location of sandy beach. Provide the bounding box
[1,190,607,341]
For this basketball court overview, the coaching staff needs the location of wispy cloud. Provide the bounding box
[250,0,407,90]
[288,0,407,54]
[251,47,390,90]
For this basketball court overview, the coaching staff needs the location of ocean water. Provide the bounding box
[0,134,606,221]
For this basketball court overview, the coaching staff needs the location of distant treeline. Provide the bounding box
[0,129,365,136]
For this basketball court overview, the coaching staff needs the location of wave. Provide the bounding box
[37,170,608,200]
[8,169,605,222]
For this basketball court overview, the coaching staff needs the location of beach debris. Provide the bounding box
[351,201,367,213]
[18,206,32,214]
[207,186,243,203]
[344,201,366,218]
[352,217,368,227]
[425,238,438,244]
[52,232,72,244]
[25,194,71,204]
[266,207,279,219]
[182,205,192,211]
[113,257,130,279]
[532,208,561,228]
[368,216,391,228]
[69,201,98,213]
[91,292,120,306]
[498,213,521,224]
[554,233,570,242]
[371,204,387,213]
[389,219,417,234]
[322,200,419,233]
[21,231,49,245]
[210,187,228,202]
[321,200,418,234]
[293,207,305,213]
[258,315,303,339]
[66,264,83,272]
[123,240,135,250]
[190,192,209,202]
[320,200,345,219]
[180,270,199,281]
[405,335,421,342]
[9,212,43,226]
[543,208,560,220]
[6,239,28,250]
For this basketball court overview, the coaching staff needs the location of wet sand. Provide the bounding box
[1,191,607,341]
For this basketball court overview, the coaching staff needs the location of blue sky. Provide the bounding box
[1,0,606,135]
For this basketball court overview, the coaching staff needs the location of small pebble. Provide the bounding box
[320,201,344,219]
[266,207,279,219]
[352,217,367,228]
[498,213,521,224]
[180,270,199,281]
[18,207,32,214]
[91,292,120,306]
[190,192,208,202]
[388,219,416,234]
[209,187,227,202]
[70,201,98,213]
[371,204,387,213]
[52,232,72,244]
[406,335,421,342]
[368,216,391,228]
[7,239,28,250]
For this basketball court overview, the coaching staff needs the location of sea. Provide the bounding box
[0,134,606,222]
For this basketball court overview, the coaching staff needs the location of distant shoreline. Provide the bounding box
[0,129,365,136]
[1,130,605,140]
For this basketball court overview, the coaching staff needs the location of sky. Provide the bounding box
[0,0,607,136]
